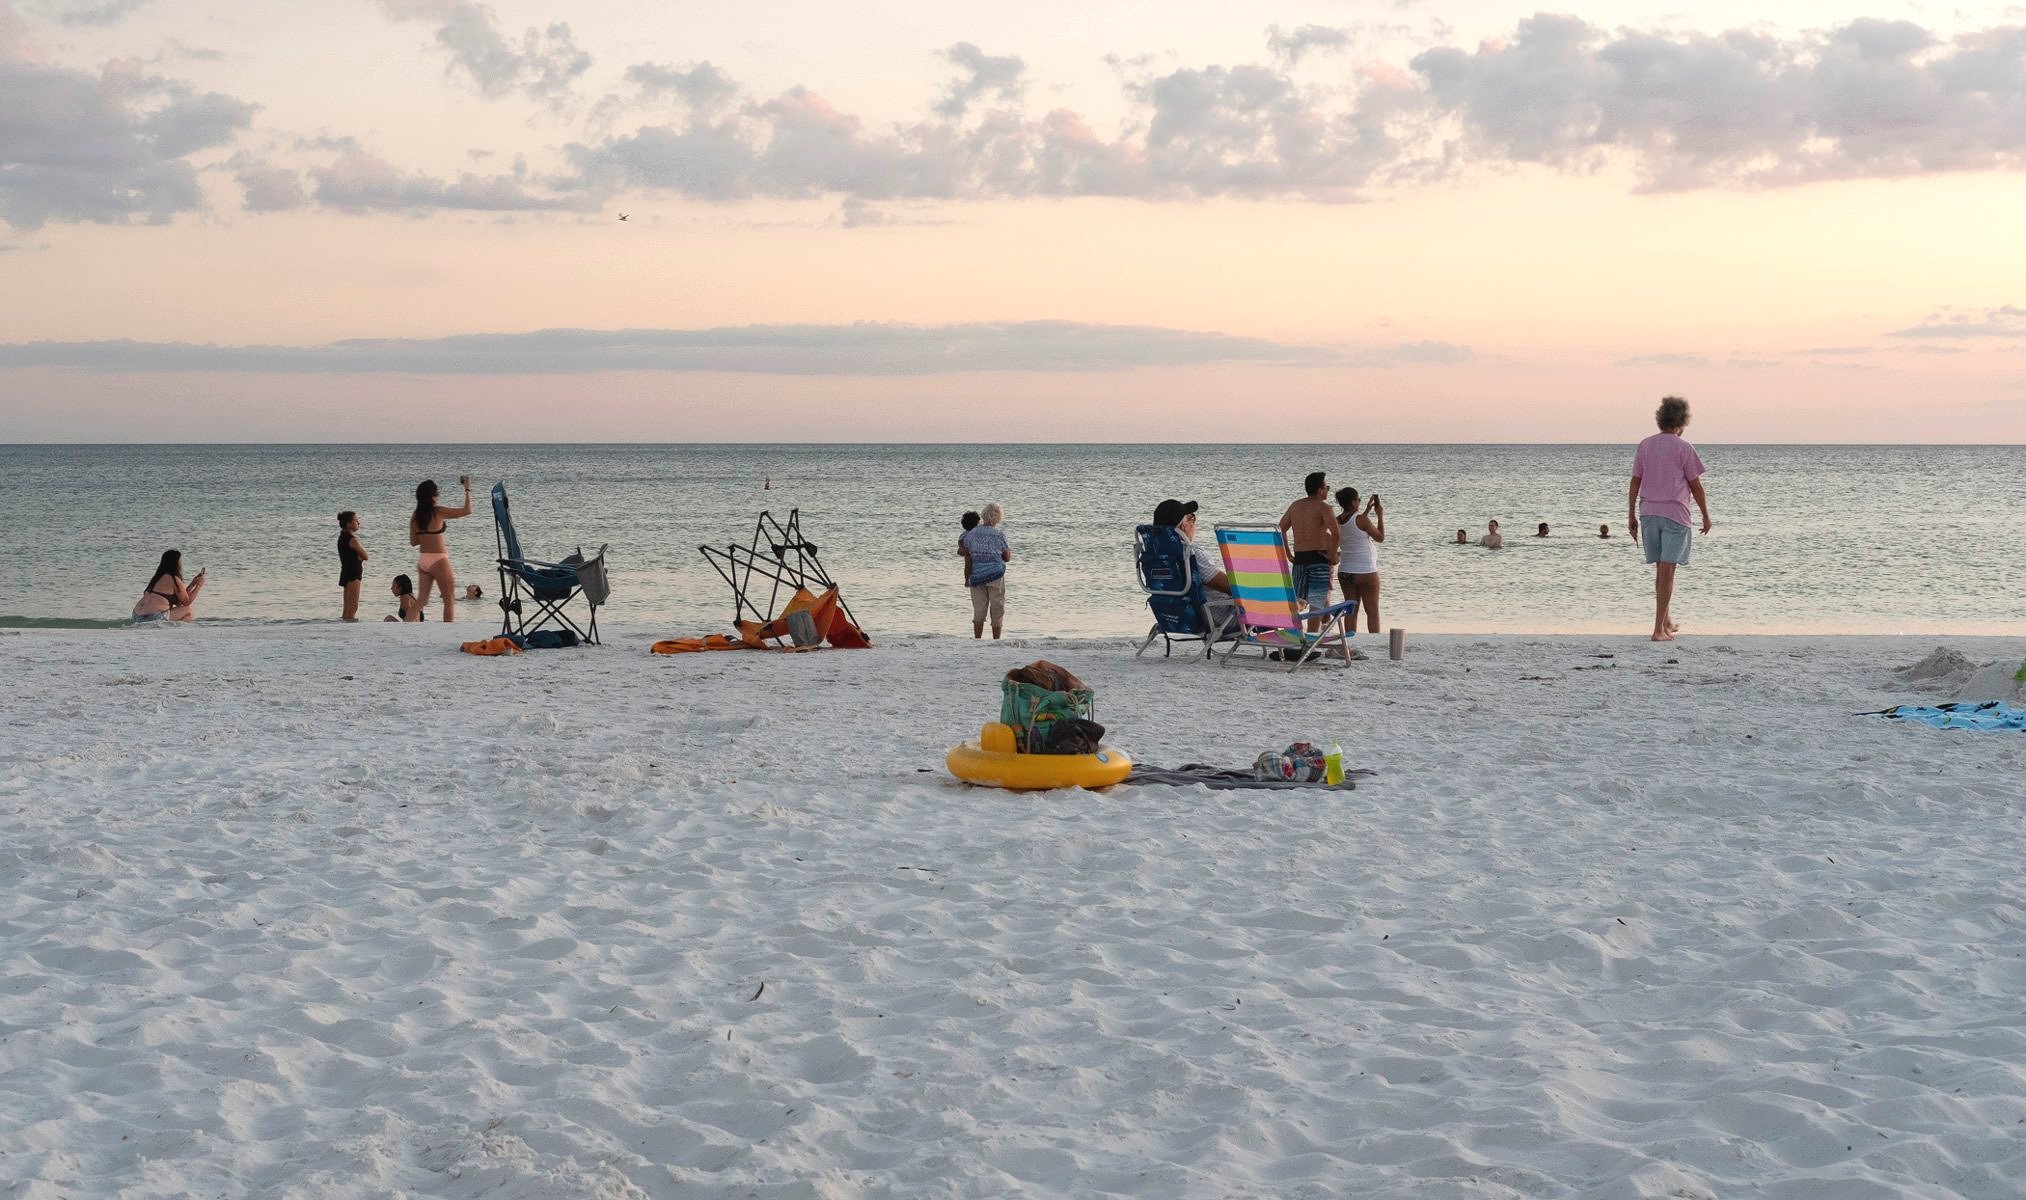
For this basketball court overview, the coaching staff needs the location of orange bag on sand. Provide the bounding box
[461,636,522,656]
[734,586,871,650]
[650,634,743,654]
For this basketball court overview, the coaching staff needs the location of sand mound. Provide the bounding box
[1896,646,1974,683]
[1954,659,2026,705]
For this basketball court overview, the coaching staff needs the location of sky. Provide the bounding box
[3,0,2025,442]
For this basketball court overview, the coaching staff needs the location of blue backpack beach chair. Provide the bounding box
[1134,523,1233,659]
[491,482,609,646]
[1212,524,1358,671]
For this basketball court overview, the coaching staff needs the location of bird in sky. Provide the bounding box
[617,213,629,221]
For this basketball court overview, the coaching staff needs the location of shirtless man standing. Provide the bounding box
[1278,471,1339,633]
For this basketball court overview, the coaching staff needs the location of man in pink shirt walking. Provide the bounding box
[1628,395,1713,642]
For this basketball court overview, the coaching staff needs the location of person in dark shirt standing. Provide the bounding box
[338,511,368,622]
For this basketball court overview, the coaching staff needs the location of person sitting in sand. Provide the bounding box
[1630,394,1713,642]
[1599,523,1612,538]
[1535,522,1550,538]
[1454,529,1469,544]
[338,511,367,622]
[133,550,204,622]
[960,502,1011,639]
[410,476,474,622]
[1478,520,1504,549]
[1153,498,1237,637]
[385,574,425,622]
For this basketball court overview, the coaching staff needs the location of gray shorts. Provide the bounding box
[969,579,1006,624]
[1642,516,1692,565]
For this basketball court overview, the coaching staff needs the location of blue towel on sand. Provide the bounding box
[1876,702,2026,732]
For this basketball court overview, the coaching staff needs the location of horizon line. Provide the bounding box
[4,440,2024,449]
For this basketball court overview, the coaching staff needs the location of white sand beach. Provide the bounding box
[4,624,2024,1199]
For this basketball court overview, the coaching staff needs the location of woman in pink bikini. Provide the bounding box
[133,550,205,622]
[409,476,473,620]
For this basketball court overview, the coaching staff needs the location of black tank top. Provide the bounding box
[338,532,361,572]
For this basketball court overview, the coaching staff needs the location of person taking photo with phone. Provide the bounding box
[1335,487,1384,634]
[133,550,204,623]
[410,475,474,621]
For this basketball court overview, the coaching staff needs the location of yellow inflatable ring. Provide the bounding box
[946,722,1134,791]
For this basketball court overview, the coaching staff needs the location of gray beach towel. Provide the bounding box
[1126,765,1374,791]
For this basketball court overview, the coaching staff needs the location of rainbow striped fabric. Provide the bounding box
[1212,524,1359,666]
[1215,525,1304,634]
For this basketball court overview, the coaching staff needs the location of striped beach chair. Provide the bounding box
[1213,524,1358,671]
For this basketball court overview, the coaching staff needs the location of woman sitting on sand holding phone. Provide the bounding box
[133,550,204,622]
[409,476,473,621]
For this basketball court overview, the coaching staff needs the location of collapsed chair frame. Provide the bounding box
[698,509,861,634]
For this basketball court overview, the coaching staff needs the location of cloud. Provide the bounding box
[54,0,149,26]
[1887,304,2026,337]
[552,15,2026,208]
[0,322,1345,374]
[1796,346,1874,355]
[833,197,950,228]
[936,42,1024,117]
[624,60,739,112]
[234,160,306,211]
[0,17,256,229]
[376,0,590,107]
[1266,24,1355,66]
[309,149,592,214]
[1413,16,2026,191]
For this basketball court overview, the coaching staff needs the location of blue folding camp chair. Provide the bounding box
[492,482,609,646]
[1134,523,1235,659]
[1214,524,1358,671]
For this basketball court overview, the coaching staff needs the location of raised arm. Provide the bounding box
[1358,509,1384,543]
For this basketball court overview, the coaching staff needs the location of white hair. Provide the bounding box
[981,502,1004,525]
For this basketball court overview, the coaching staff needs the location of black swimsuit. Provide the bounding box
[338,533,363,585]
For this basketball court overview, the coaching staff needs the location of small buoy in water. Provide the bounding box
[764,476,770,490]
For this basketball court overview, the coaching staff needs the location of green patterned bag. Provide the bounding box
[1000,661,1095,753]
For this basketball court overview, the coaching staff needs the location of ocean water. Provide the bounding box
[0,443,2020,637]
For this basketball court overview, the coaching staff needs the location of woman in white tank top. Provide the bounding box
[1334,487,1384,634]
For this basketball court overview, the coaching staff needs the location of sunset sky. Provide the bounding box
[4,0,2024,441]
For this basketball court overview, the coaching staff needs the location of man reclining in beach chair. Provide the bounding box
[491,483,609,646]
[1135,499,1238,659]
[1213,524,1359,670]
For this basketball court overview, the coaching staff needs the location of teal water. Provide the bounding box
[0,444,2020,636]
